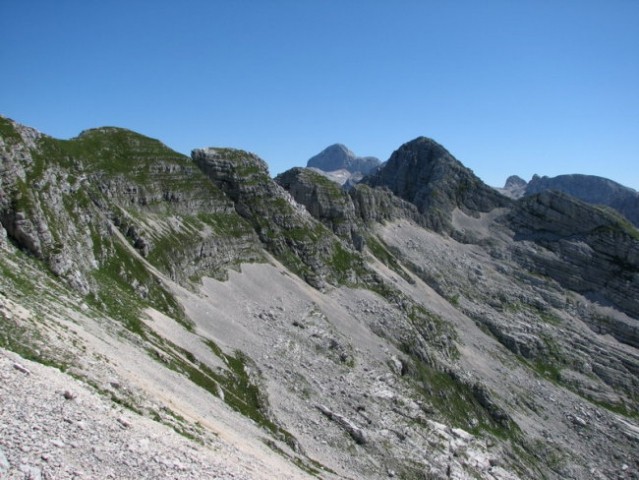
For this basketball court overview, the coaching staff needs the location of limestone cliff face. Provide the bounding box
[193,148,363,288]
[364,137,511,231]
[508,190,639,346]
[499,175,527,199]
[274,167,424,251]
[501,173,639,227]
[1,118,93,293]
[525,174,639,227]
[349,184,423,226]
[275,167,363,248]
[0,117,261,296]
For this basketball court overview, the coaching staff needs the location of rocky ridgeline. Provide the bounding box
[274,167,427,250]
[192,147,363,288]
[501,173,639,227]
[275,167,364,248]
[508,190,639,345]
[0,115,264,325]
[303,137,639,349]
[364,137,511,232]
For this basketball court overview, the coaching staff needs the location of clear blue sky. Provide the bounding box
[2,1,638,189]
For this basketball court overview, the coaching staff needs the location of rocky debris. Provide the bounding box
[13,362,31,375]
[378,218,639,476]
[62,390,76,400]
[0,349,305,480]
[0,446,9,475]
[2,117,639,479]
[363,137,511,232]
[316,404,368,445]
[307,144,380,176]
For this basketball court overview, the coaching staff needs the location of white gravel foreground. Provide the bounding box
[0,348,300,480]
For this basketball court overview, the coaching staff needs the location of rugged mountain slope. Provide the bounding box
[363,137,512,232]
[274,167,363,247]
[508,191,639,326]
[501,173,639,227]
[1,116,638,480]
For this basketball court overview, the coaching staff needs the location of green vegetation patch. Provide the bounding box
[0,313,70,372]
[200,211,255,238]
[0,117,23,144]
[27,127,206,192]
[328,243,359,283]
[300,169,345,199]
[145,335,297,447]
[89,237,190,333]
[404,357,520,440]
[0,251,77,372]
[366,235,413,283]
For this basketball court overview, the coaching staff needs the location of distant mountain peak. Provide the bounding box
[324,143,353,154]
[306,143,380,175]
[364,136,511,231]
[504,175,527,189]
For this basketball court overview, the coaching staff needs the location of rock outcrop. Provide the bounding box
[501,173,639,227]
[349,183,423,226]
[364,137,511,232]
[275,167,363,248]
[507,190,639,344]
[275,168,426,250]
[499,175,527,199]
[193,148,363,288]
[0,115,261,313]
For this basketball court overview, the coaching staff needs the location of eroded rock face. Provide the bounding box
[499,175,527,199]
[349,183,422,226]
[275,168,426,252]
[364,137,511,231]
[0,117,262,292]
[501,173,639,227]
[508,190,639,345]
[275,167,363,248]
[193,148,363,288]
[525,174,639,227]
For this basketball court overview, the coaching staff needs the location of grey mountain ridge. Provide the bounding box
[500,173,639,227]
[1,115,638,479]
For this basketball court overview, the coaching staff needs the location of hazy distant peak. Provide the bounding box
[504,175,527,189]
[498,175,528,199]
[307,143,381,175]
[324,143,354,154]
